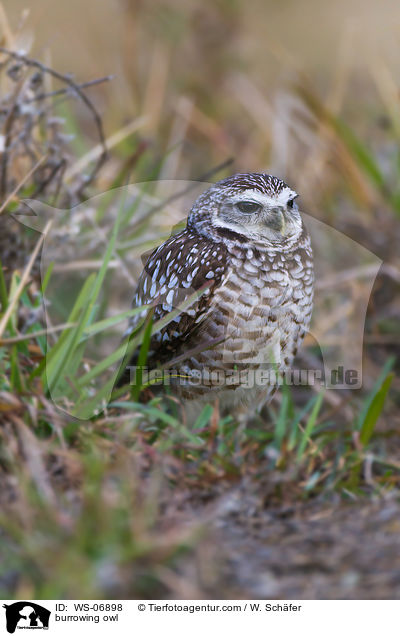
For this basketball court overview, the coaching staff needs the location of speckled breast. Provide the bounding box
[176,231,314,403]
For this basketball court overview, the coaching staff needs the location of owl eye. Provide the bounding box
[237,201,261,214]
[287,196,298,209]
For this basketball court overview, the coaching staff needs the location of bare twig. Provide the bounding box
[25,75,114,103]
[0,67,29,198]
[65,116,148,182]
[129,157,235,230]
[0,219,52,340]
[0,322,76,345]
[11,414,57,504]
[0,154,47,215]
[0,47,108,187]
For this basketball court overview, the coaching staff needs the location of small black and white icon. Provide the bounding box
[2,602,51,634]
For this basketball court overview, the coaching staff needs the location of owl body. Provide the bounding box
[124,173,313,413]
[203,229,313,409]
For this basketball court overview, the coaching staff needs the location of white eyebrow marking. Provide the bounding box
[231,187,297,207]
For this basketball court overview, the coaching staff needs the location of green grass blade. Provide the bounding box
[297,391,324,461]
[288,394,319,451]
[82,306,150,338]
[43,273,96,391]
[357,356,395,437]
[359,373,393,446]
[193,404,214,429]
[72,375,117,419]
[0,258,8,312]
[41,261,54,295]
[297,85,386,191]
[44,201,123,395]
[273,384,290,450]
[10,345,23,391]
[332,118,386,190]
[76,339,133,388]
[131,309,154,400]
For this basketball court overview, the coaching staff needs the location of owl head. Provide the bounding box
[188,173,303,247]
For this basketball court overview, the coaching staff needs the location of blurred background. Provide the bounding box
[4,0,400,194]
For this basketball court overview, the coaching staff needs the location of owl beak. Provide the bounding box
[280,213,287,236]
[264,208,286,235]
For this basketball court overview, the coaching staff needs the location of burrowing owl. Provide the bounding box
[123,173,313,413]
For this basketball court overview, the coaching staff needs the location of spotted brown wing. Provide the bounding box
[124,228,229,369]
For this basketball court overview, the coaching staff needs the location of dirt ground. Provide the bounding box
[171,487,400,600]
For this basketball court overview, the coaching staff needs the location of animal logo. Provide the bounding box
[2,602,50,633]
